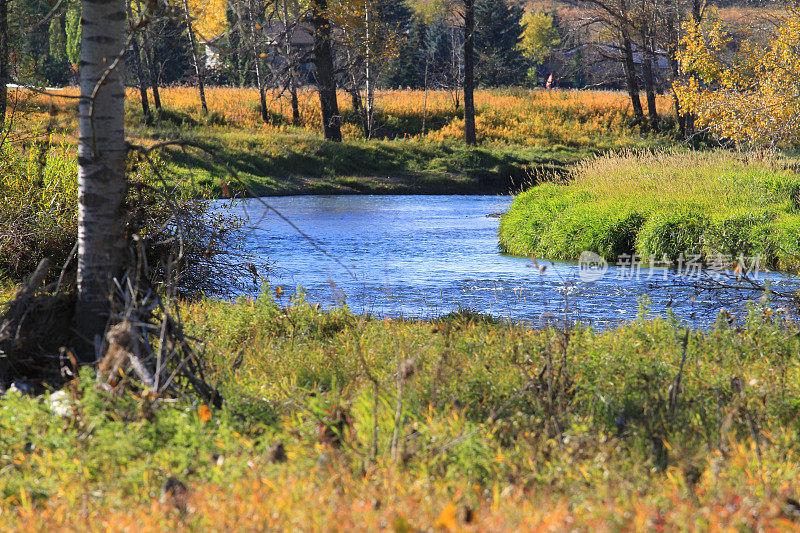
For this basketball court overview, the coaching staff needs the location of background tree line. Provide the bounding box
[2,0,771,136]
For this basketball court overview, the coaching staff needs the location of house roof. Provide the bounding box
[201,22,314,48]
[261,22,314,48]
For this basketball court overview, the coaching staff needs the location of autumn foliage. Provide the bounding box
[676,11,800,147]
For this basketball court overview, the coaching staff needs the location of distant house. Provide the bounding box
[203,35,224,70]
[261,21,314,50]
[202,22,315,77]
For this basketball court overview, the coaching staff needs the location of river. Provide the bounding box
[225,195,794,328]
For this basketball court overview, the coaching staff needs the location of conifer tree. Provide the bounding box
[474,0,525,86]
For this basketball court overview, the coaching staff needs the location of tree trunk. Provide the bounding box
[282,0,300,125]
[621,32,644,122]
[311,0,341,141]
[463,0,476,146]
[0,0,8,125]
[667,45,686,136]
[182,0,208,115]
[641,29,658,130]
[683,0,705,140]
[136,0,161,111]
[422,56,429,135]
[351,88,362,114]
[76,0,128,359]
[450,25,461,110]
[290,81,300,125]
[128,0,151,124]
[247,0,268,123]
[692,0,705,23]
[364,0,374,138]
[255,59,268,122]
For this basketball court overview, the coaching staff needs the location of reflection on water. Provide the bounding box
[224,195,794,328]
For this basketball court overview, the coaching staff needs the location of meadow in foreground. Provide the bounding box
[1,291,800,530]
[499,150,800,272]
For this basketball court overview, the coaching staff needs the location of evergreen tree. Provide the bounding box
[426,20,458,90]
[48,16,66,61]
[382,15,459,90]
[65,7,81,66]
[9,0,55,82]
[150,19,193,85]
[382,15,426,88]
[43,14,70,84]
[474,0,525,86]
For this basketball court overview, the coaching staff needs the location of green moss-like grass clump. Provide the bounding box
[499,150,800,271]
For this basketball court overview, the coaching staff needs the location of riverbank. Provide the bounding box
[499,150,800,271]
[16,87,675,197]
[151,133,583,196]
[2,293,800,529]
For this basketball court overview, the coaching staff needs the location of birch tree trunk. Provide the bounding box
[76,0,128,357]
[364,0,374,139]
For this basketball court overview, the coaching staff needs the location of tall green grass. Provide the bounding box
[499,150,800,270]
[0,144,78,279]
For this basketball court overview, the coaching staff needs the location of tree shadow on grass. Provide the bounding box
[158,137,575,195]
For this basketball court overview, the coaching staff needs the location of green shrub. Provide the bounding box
[636,209,708,260]
[701,209,779,266]
[0,145,249,294]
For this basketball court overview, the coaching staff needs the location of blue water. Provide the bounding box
[224,195,795,328]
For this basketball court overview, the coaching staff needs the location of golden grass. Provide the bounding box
[13,86,673,148]
[0,291,799,530]
[568,149,789,208]
[7,445,796,532]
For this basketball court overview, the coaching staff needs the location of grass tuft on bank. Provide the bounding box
[499,150,800,271]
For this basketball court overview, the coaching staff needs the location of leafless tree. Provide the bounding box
[128,0,152,123]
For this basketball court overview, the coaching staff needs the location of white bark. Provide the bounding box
[76,0,128,355]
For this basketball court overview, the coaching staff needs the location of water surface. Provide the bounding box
[227,195,792,328]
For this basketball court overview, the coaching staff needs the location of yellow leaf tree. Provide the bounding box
[328,0,406,137]
[188,0,230,41]
[675,11,800,147]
